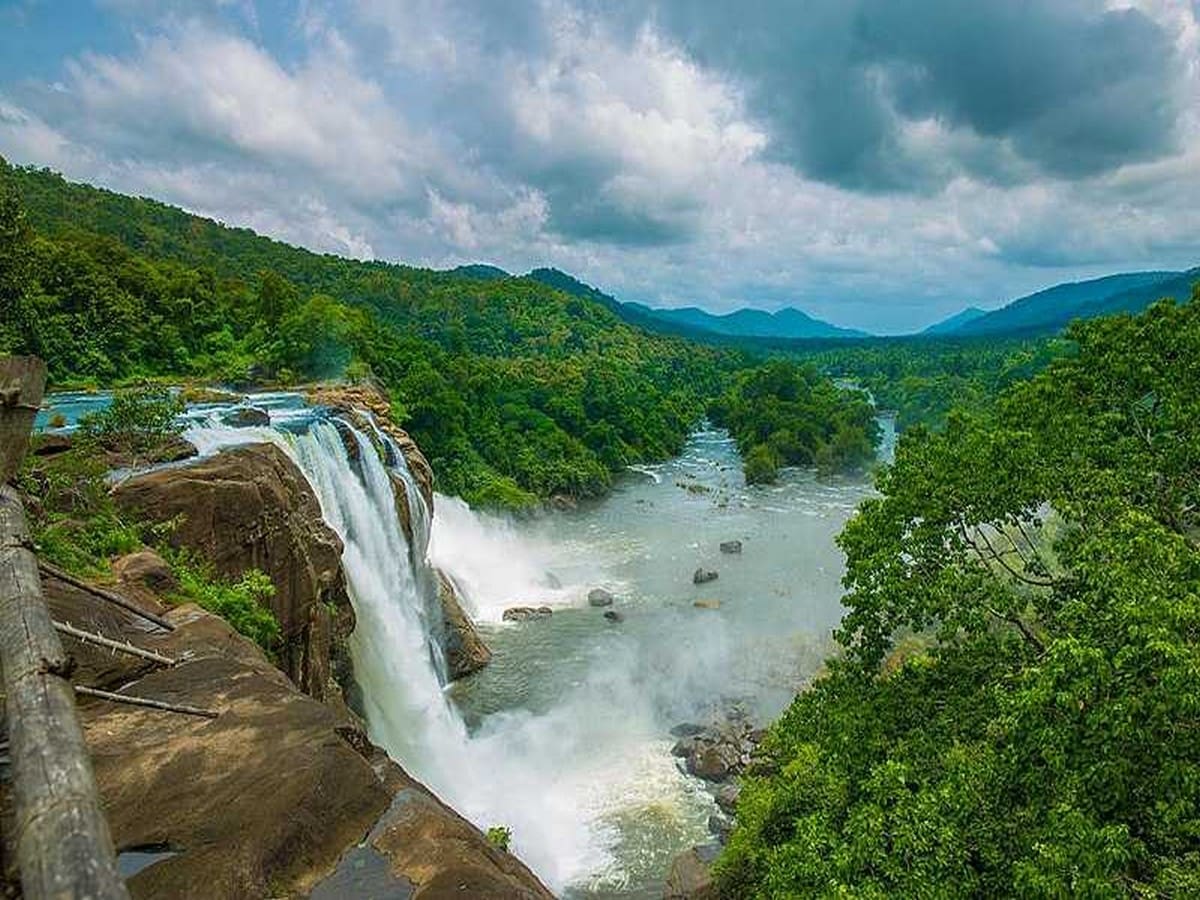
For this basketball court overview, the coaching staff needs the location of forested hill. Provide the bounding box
[0,161,881,507]
[1,160,743,507]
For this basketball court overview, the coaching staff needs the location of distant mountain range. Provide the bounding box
[933,269,1199,337]
[451,262,1200,343]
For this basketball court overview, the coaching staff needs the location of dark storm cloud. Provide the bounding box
[631,0,1184,190]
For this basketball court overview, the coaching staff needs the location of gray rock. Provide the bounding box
[670,723,707,738]
[603,610,624,623]
[707,813,734,844]
[221,406,271,427]
[587,587,614,607]
[502,606,553,622]
[719,540,743,554]
[692,568,719,585]
[714,783,741,815]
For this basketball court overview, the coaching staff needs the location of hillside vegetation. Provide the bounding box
[718,291,1200,898]
[0,160,878,506]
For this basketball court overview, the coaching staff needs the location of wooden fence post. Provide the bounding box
[0,356,131,899]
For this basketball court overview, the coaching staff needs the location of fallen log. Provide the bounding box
[37,559,175,632]
[74,685,218,720]
[53,619,176,667]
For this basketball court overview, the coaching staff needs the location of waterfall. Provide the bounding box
[182,402,620,890]
[184,410,473,796]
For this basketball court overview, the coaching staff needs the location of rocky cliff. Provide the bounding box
[112,443,354,704]
[44,550,551,899]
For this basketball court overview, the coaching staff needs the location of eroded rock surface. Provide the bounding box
[112,443,353,702]
[435,569,492,680]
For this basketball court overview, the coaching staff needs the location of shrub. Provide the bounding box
[485,826,512,852]
[169,557,280,653]
[76,384,184,455]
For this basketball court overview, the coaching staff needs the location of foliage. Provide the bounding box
[718,292,1200,898]
[18,447,142,576]
[710,360,880,483]
[802,337,1066,431]
[485,826,512,852]
[168,556,281,653]
[2,159,740,507]
[76,384,185,455]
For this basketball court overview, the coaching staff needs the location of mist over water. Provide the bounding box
[164,400,893,896]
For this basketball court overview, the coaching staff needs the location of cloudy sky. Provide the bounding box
[2,0,1199,332]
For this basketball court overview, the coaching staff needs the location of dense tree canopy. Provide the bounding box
[718,293,1200,897]
[710,360,880,483]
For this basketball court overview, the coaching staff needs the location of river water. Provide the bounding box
[430,423,894,897]
[36,392,893,898]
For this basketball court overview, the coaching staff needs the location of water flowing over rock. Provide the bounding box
[435,568,492,680]
[112,443,353,703]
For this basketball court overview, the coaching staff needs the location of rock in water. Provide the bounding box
[588,587,615,607]
[663,845,720,900]
[719,540,742,554]
[221,406,271,427]
[435,568,492,679]
[714,783,741,815]
[502,606,553,622]
[693,568,718,585]
[603,610,624,623]
[693,599,721,610]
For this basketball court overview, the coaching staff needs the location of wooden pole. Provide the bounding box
[38,561,175,632]
[53,620,176,667]
[0,356,45,485]
[0,356,130,899]
[1,485,131,899]
[74,685,218,720]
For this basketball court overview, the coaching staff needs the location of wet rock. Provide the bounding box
[692,568,718,585]
[670,723,707,738]
[179,387,245,405]
[435,569,492,680]
[220,406,270,427]
[671,737,699,758]
[663,844,720,900]
[714,783,741,816]
[588,587,615,607]
[502,606,553,622]
[707,813,734,844]
[689,742,741,782]
[693,599,721,610]
[719,540,742,554]
[549,494,577,511]
[603,610,624,623]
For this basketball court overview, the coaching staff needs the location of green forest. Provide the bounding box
[0,159,879,508]
[717,294,1200,897]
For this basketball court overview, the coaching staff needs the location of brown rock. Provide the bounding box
[113,443,353,701]
[112,549,179,599]
[693,599,721,610]
[435,569,492,680]
[31,432,73,456]
[502,606,553,621]
[78,603,550,900]
[664,845,720,900]
[307,385,435,510]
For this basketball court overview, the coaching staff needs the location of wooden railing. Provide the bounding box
[0,356,130,899]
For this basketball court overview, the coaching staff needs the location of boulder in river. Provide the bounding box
[603,610,624,623]
[663,844,720,900]
[221,406,271,427]
[436,568,492,679]
[693,599,721,610]
[693,568,718,585]
[588,587,615,607]
[503,606,553,622]
[714,783,741,815]
[719,540,743,554]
